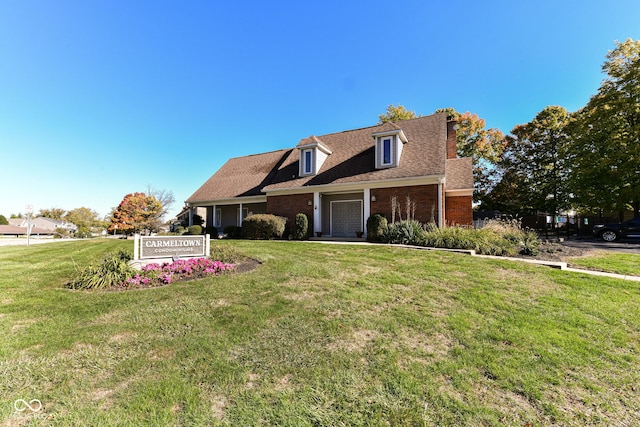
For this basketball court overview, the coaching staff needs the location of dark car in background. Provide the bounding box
[592,217,640,242]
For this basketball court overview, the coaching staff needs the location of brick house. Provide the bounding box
[185,112,473,238]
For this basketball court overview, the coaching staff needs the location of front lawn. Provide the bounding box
[568,250,640,276]
[1,240,638,426]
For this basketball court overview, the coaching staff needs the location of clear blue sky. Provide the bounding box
[1,1,639,220]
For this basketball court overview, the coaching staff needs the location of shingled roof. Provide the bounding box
[187,113,466,203]
[186,149,291,203]
[445,158,474,191]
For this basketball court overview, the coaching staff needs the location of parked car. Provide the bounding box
[592,217,640,242]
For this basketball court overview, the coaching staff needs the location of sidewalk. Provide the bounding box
[0,237,73,247]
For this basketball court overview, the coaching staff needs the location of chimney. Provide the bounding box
[446,116,457,159]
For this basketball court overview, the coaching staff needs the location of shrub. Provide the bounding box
[293,213,309,240]
[205,226,218,238]
[480,219,540,256]
[210,244,244,264]
[382,220,427,246]
[419,219,540,256]
[68,250,134,290]
[186,225,203,235]
[366,213,388,242]
[175,226,187,235]
[222,226,239,238]
[242,214,286,240]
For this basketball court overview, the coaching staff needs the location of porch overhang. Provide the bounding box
[185,195,267,207]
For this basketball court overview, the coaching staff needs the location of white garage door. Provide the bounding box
[331,200,363,237]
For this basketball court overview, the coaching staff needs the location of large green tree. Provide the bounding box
[494,106,571,216]
[65,207,105,236]
[567,38,640,218]
[108,192,163,235]
[37,208,66,220]
[377,104,419,123]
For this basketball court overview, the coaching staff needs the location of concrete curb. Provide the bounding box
[564,267,640,282]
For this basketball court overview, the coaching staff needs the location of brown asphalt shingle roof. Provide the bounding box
[264,114,448,191]
[445,158,474,190]
[187,113,471,203]
[186,149,291,202]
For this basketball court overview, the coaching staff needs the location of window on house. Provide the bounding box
[214,208,221,228]
[237,207,249,226]
[303,149,313,175]
[382,137,392,165]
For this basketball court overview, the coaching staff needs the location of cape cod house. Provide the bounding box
[185,113,473,238]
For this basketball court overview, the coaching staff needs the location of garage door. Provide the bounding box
[331,200,363,237]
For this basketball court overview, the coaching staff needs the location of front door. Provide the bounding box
[331,200,363,237]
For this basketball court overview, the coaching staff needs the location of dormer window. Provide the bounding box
[297,136,332,177]
[372,127,408,169]
[303,149,313,175]
[382,137,393,166]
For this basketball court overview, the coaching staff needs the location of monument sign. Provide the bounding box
[134,234,210,260]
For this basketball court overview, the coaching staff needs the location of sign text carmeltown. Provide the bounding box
[134,235,210,260]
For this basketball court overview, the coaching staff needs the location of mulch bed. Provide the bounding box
[231,257,262,274]
[524,241,588,262]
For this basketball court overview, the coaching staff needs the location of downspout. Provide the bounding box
[363,188,371,237]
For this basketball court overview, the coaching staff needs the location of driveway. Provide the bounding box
[0,237,71,247]
[559,237,640,255]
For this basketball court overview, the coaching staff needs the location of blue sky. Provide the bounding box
[1,1,639,220]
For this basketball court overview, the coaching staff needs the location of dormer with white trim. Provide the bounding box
[372,124,408,169]
[297,135,332,177]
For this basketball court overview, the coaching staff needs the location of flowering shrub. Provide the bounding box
[122,257,234,288]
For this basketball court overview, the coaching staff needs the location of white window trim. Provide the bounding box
[214,208,222,228]
[303,149,313,175]
[381,137,393,166]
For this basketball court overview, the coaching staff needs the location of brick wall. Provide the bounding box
[370,185,439,224]
[266,194,315,235]
[445,195,472,226]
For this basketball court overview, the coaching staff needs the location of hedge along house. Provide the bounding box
[185,112,473,238]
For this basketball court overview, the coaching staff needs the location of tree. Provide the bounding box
[567,38,640,218]
[496,106,571,216]
[108,192,163,235]
[147,185,175,220]
[378,104,419,123]
[65,207,105,236]
[0,215,8,225]
[37,208,66,219]
[436,108,507,206]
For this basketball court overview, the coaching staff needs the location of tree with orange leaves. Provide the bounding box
[108,192,163,235]
[436,108,506,206]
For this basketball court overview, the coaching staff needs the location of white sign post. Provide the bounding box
[25,205,33,246]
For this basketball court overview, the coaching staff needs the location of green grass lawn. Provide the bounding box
[1,239,639,426]
[568,250,640,276]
